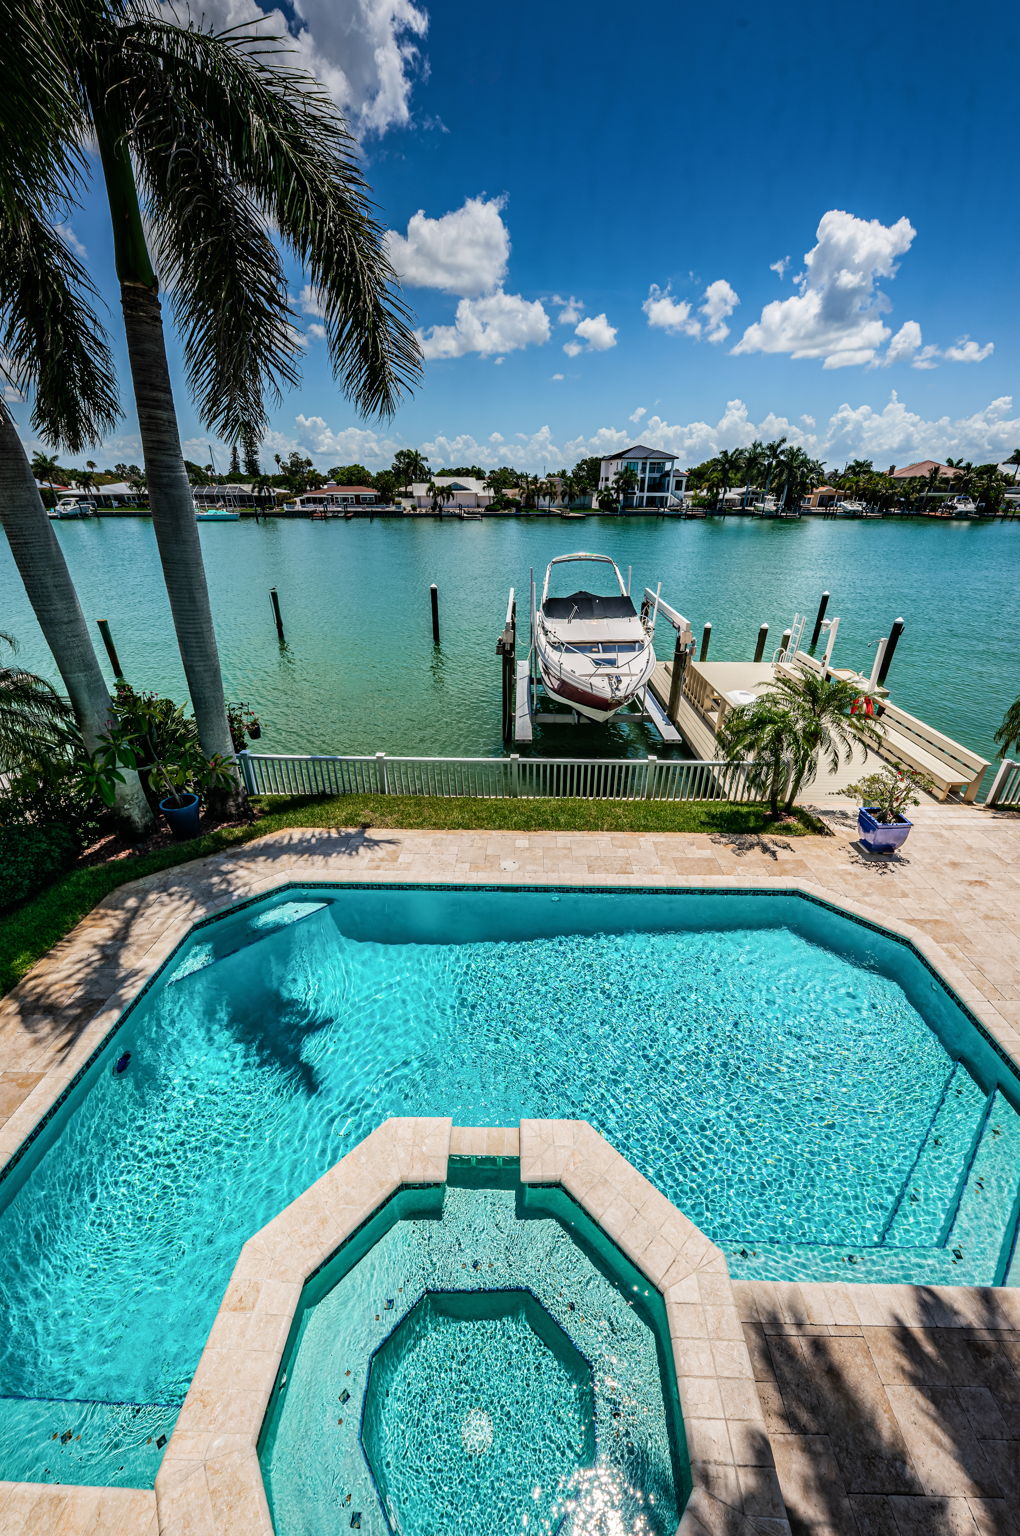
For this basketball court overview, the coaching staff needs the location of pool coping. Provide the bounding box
[152,1117,784,1536]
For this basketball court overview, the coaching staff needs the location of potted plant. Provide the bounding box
[845,762,935,853]
[85,696,236,839]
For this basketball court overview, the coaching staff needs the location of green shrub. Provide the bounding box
[0,822,79,912]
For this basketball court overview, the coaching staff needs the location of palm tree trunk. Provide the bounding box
[95,114,241,807]
[0,408,153,832]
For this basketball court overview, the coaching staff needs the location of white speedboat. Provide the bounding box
[48,495,96,519]
[534,553,657,721]
[835,499,866,516]
[947,495,977,515]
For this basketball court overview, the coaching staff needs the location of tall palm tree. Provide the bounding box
[1007,449,1020,484]
[740,439,767,508]
[10,5,420,797]
[767,668,881,809]
[0,12,151,829]
[393,449,430,493]
[714,449,741,510]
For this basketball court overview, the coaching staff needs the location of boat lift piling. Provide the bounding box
[753,623,769,663]
[810,591,830,650]
[877,618,904,687]
[497,589,516,744]
[270,587,285,643]
[430,584,440,646]
[700,622,712,661]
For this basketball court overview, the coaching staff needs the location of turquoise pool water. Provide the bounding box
[261,1162,685,1536]
[1,884,1019,1489]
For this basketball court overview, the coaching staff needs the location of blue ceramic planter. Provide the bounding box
[161,792,201,839]
[858,806,912,853]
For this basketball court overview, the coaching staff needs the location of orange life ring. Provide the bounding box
[851,695,875,717]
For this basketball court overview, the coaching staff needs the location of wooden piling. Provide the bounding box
[270,587,285,642]
[96,619,124,680]
[753,623,769,663]
[810,591,830,649]
[700,622,712,661]
[430,584,440,645]
[779,627,792,657]
[667,632,688,718]
[877,618,904,687]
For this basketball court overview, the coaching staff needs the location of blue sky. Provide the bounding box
[13,0,1020,472]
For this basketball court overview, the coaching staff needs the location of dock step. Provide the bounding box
[884,1063,988,1247]
[514,660,533,744]
[945,1091,1020,1284]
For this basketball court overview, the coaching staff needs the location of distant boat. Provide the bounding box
[559,510,587,519]
[534,552,657,722]
[946,495,977,515]
[48,495,95,520]
[835,499,866,516]
[195,506,241,522]
[457,510,482,520]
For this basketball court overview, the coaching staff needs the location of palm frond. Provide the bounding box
[0,202,121,450]
[113,14,421,426]
[0,637,76,772]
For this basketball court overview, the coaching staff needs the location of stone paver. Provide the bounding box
[0,800,1018,1531]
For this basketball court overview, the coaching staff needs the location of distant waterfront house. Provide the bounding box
[803,485,840,509]
[54,480,148,509]
[407,476,494,511]
[596,446,687,509]
[287,483,382,512]
[889,461,962,482]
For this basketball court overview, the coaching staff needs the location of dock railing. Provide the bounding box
[236,751,766,803]
[987,760,1020,809]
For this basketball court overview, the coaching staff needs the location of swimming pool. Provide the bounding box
[1,883,1019,1488]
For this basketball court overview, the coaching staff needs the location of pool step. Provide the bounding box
[0,1394,178,1486]
[166,899,331,984]
[883,1063,988,1249]
[944,1091,1020,1285]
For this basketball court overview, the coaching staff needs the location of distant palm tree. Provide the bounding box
[6,7,420,803]
[394,449,430,493]
[30,451,61,485]
[612,467,639,509]
[714,449,741,510]
[1006,449,1020,484]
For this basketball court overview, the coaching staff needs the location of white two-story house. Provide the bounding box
[597,445,687,510]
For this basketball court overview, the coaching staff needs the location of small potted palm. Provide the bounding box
[845,762,935,853]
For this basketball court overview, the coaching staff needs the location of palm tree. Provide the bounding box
[1007,449,1020,484]
[740,440,767,508]
[717,699,799,817]
[713,449,741,511]
[0,23,151,829]
[767,668,881,809]
[9,8,420,799]
[393,449,430,494]
[994,694,1020,757]
[0,633,76,773]
[612,467,639,509]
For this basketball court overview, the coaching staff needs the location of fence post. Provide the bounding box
[236,749,256,794]
[375,751,388,794]
[510,753,520,797]
[985,759,1013,809]
[644,754,658,799]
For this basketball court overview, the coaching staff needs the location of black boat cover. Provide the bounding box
[542,590,637,621]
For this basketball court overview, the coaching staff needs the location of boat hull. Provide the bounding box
[537,651,655,722]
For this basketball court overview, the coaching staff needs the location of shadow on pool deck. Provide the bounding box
[739,1285,1020,1535]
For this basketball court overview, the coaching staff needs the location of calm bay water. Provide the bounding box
[0,514,1016,765]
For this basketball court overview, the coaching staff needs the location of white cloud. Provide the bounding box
[552,295,584,325]
[562,340,582,357]
[944,337,994,363]
[299,285,325,317]
[151,0,427,135]
[629,406,647,423]
[55,223,87,258]
[770,256,790,279]
[884,321,922,366]
[551,372,565,381]
[644,280,738,342]
[734,209,917,368]
[417,290,550,359]
[643,285,700,336]
[700,279,740,343]
[572,313,617,352]
[307,322,327,341]
[384,196,509,296]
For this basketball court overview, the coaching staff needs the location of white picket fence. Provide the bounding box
[987,760,1020,809]
[236,750,766,802]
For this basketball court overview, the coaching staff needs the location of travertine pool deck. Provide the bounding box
[0,799,1018,1533]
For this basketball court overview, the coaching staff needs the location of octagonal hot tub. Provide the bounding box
[258,1158,688,1536]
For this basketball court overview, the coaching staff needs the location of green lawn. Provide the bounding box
[0,794,823,997]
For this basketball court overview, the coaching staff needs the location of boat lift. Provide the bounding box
[499,578,691,746]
